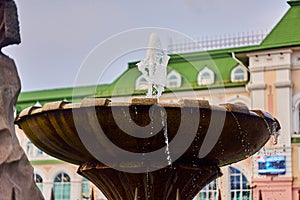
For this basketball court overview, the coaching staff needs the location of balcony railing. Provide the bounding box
[168,31,268,54]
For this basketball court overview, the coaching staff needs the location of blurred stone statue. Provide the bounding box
[0,1,44,199]
[137,33,170,98]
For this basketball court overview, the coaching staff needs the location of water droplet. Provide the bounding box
[121,108,127,117]
[134,106,138,115]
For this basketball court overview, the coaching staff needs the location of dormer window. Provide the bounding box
[231,65,248,82]
[135,75,148,90]
[167,70,181,88]
[198,67,215,85]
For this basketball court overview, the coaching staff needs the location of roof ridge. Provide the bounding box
[288,0,300,6]
[259,1,300,48]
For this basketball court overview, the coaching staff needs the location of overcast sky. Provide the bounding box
[3,0,289,92]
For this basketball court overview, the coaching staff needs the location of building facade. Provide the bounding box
[15,0,300,199]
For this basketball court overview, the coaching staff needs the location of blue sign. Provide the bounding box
[258,155,286,175]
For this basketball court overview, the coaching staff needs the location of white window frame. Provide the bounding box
[198,179,218,199]
[231,65,248,83]
[167,70,181,88]
[135,75,148,90]
[230,167,251,200]
[197,67,215,85]
[34,173,43,192]
[81,178,90,199]
[26,141,43,158]
[53,172,71,200]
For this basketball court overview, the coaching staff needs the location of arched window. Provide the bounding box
[297,108,300,134]
[26,141,35,157]
[198,179,218,199]
[167,70,181,88]
[198,67,215,85]
[81,178,90,199]
[26,141,43,157]
[231,66,248,82]
[135,75,148,90]
[34,173,43,192]
[37,149,43,156]
[54,173,71,200]
[296,104,300,134]
[292,93,300,134]
[230,167,251,200]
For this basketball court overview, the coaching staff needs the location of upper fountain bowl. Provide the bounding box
[15,98,280,169]
[15,98,280,200]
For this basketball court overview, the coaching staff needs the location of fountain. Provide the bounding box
[15,34,280,200]
[137,33,170,98]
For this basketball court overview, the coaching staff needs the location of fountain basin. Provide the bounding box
[15,98,280,200]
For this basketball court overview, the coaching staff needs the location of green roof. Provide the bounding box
[259,0,300,49]
[16,50,246,113]
[16,84,110,113]
[94,51,245,97]
[19,1,300,112]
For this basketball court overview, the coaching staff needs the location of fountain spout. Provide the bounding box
[137,33,170,98]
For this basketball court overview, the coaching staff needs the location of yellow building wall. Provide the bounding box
[292,145,300,185]
[292,69,300,95]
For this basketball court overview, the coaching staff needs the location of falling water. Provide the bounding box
[229,110,252,154]
[146,168,150,200]
[134,188,138,200]
[122,107,127,118]
[137,33,169,99]
[271,122,279,145]
[149,107,155,135]
[160,109,172,165]
[229,111,242,130]
[263,119,279,145]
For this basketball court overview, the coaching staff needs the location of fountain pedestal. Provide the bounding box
[79,161,221,200]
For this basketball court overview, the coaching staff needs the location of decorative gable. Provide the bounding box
[198,67,215,85]
[167,70,181,88]
[231,65,248,82]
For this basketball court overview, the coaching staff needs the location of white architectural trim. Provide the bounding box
[226,95,251,107]
[47,166,78,182]
[33,167,47,197]
[247,49,293,57]
[231,65,248,83]
[34,167,47,181]
[221,163,252,199]
[197,67,215,85]
[247,83,266,91]
[229,162,252,182]
[249,65,292,72]
[274,81,293,88]
[135,75,147,90]
[167,70,181,88]
[47,166,82,200]
[292,92,300,133]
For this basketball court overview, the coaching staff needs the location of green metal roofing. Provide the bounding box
[16,84,110,113]
[259,0,300,49]
[16,51,246,113]
[18,0,300,113]
[93,51,244,97]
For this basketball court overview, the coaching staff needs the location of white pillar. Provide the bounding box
[71,178,82,200]
[43,181,53,200]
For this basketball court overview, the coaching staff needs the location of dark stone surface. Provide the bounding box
[0,1,44,199]
[16,98,280,200]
